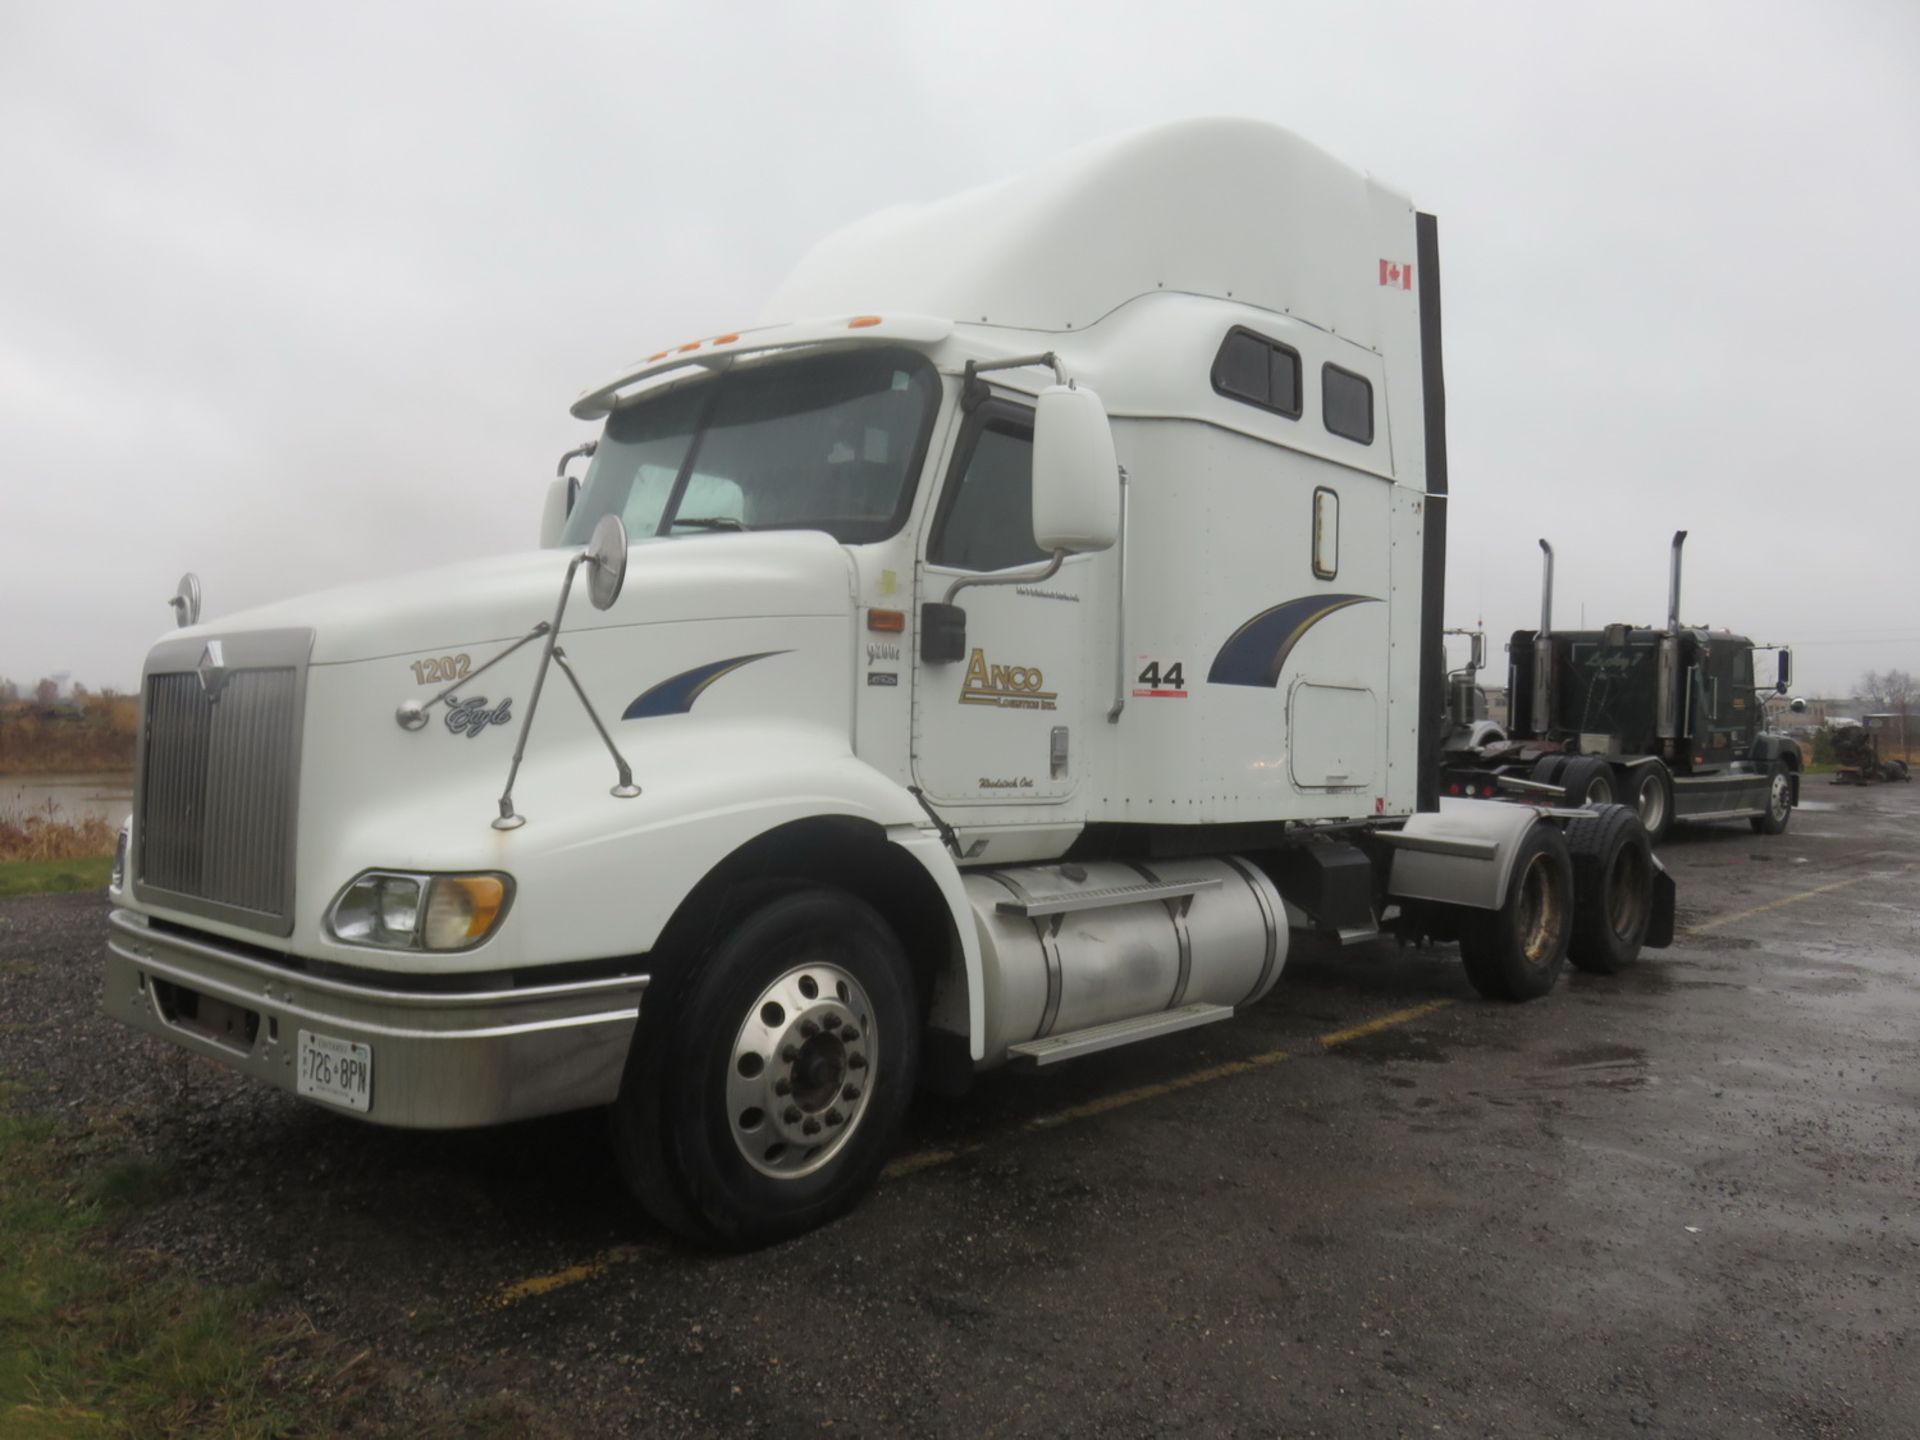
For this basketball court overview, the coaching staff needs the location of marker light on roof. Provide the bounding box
[713,332,739,344]
[847,315,882,328]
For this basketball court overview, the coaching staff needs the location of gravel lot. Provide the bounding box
[3,784,1917,1438]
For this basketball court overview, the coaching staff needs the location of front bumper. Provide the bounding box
[104,909,649,1128]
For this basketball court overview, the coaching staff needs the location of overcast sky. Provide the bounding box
[3,0,1917,697]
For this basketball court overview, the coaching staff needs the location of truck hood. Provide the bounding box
[163,531,858,665]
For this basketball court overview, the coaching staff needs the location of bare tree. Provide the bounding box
[1858,669,1916,712]
[33,676,58,706]
[0,677,17,703]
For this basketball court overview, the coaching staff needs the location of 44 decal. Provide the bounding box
[1132,658,1188,698]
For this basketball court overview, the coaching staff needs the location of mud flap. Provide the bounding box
[1644,855,1676,949]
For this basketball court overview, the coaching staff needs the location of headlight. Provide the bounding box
[327,871,511,952]
[110,820,131,894]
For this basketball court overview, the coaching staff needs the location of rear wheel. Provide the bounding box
[1750,765,1793,834]
[609,887,918,1249]
[1458,823,1574,1002]
[1565,804,1655,974]
[1627,762,1674,846]
[1555,756,1618,807]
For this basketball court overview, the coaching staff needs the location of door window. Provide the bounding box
[929,406,1047,573]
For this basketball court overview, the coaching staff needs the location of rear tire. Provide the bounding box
[1529,755,1568,787]
[1565,804,1655,974]
[1749,765,1793,834]
[1555,756,1618,807]
[609,887,918,1249]
[1458,823,1574,1002]
[1626,762,1674,846]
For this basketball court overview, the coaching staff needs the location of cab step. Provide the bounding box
[1007,1002,1234,1067]
[993,875,1221,918]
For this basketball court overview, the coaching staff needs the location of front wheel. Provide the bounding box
[1750,766,1793,835]
[1458,823,1574,1002]
[1627,762,1674,846]
[610,887,919,1249]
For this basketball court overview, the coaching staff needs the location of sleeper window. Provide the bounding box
[1322,364,1374,445]
[1211,328,1301,418]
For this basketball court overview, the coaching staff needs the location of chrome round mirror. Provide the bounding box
[584,514,628,611]
[170,572,203,628]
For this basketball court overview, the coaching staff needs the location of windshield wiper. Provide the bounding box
[673,516,749,531]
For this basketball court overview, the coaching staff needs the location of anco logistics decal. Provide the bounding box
[960,649,1057,711]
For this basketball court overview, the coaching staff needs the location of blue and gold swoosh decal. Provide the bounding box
[622,651,789,720]
[1207,595,1379,688]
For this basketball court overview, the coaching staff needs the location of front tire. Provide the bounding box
[610,887,918,1249]
[1458,823,1574,1002]
[1750,765,1793,835]
[1627,762,1674,846]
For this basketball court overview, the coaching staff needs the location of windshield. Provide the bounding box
[561,347,939,547]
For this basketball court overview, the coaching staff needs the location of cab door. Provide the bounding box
[911,397,1088,806]
[1686,641,1754,771]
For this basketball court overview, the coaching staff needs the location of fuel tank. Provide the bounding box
[963,856,1287,1068]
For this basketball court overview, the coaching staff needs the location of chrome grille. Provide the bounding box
[136,630,309,935]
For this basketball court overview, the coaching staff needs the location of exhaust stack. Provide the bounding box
[1531,539,1555,734]
[1667,529,1687,631]
[1656,530,1687,741]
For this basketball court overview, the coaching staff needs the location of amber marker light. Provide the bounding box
[867,608,906,633]
[647,350,670,362]
[713,332,740,345]
[423,875,509,951]
[678,340,702,353]
[847,315,883,328]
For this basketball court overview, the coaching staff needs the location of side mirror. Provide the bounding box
[921,602,968,664]
[1775,649,1792,694]
[1469,631,1486,671]
[539,477,572,548]
[1031,384,1119,553]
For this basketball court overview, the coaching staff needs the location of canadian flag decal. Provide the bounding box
[1379,259,1413,290]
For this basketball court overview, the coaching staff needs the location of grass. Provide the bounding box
[0,1096,368,1439]
[0,857,113,900]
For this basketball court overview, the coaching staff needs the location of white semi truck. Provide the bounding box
[106,119,1673,1247]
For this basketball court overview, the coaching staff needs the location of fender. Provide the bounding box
[1379,797,1549,911]
[1750,733,1802,769]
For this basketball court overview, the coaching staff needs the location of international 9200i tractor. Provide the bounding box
[105,119,1673,1246]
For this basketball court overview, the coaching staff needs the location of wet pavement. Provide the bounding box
[2,783,1916,1437]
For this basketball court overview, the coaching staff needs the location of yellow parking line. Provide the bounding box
[1683,869,1901,935]
[494,998,1455,1309]
[495,1244,650,1307]
[1316,999,1454,1049]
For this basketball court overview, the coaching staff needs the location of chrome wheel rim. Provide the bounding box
[728,962,876,1179]
[1607,843,1651,939]
[1637,775,1667,834]
[1769,773,1790,823]
[1515,853,1567,969]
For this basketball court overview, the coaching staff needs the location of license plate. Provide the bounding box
[296,1030,372,1113]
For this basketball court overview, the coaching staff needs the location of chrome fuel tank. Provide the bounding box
[963,856,1286,1068]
